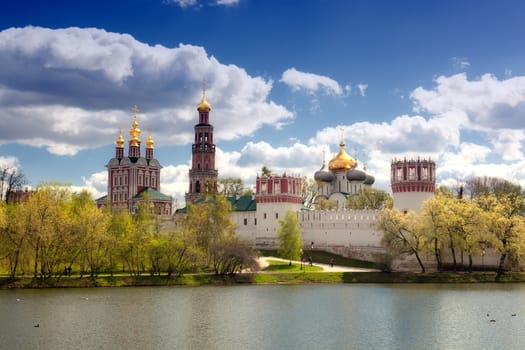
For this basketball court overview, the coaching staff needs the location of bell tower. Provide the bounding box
[185,84,218,204]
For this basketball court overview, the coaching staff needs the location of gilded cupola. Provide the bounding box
[197,81,211,112]
[116,127,124,148]
[146,128,154,149]
[129,105,141,147]
[328,130,356,172]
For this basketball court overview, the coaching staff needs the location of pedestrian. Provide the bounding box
[308,256,312,266]
[330,258,334,268]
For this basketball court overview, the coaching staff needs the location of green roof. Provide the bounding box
[226,195,256,211]
[133,187,172,201]
[175,194,256,214]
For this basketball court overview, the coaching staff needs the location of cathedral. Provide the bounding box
[96,107,173,215]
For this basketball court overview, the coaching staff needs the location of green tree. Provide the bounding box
[346,187,393,210]
[477,193,525,277]
[217,177,245,197]
[302,176,318,209]
[261,166,272,176]
[277,210,303,264]
[377,208,427,273]
[315,197,338,210]
[183,195,236,268]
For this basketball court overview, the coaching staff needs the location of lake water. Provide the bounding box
[1,284,524,350]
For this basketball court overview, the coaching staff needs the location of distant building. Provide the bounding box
[95,107,172,215]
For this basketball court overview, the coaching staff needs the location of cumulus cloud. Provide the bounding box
[280,68,343,95]
[0,26,293,155]
[410,72,525,164]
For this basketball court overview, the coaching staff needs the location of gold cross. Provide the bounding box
[132,105,139,116]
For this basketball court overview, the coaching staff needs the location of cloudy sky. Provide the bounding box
[1,0,525,206]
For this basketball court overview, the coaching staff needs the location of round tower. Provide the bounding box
[391,157,436,213]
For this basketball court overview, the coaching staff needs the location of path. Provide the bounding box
[257,257,379,272]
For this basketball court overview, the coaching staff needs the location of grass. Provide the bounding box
[3,271,525,289]
[258,249,382,269]
[263,259,323,273]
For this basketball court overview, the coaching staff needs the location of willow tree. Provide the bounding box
[277,210,303,265]
[477,193,525,277]
[377,208,427,273]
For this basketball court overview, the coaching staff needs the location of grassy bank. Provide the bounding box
[2,271,525,289]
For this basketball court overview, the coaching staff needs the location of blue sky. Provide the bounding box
[1,0,525,205]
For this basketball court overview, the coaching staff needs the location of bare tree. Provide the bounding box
[0,167,27,203]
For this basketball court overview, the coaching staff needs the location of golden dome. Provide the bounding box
[197,95,211,112]
[146,128,154,149]
[328,140,356,172]
[129,106,141,147]
[116,128,124,148]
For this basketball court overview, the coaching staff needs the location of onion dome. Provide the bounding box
[116,128,124,148]
[129,106,141,147]
[364,174,375,185]
[328,139,356,173]
[197,84,212,113]
[347,167,367,182]
[146,128,154,149]
[314,163,335,184]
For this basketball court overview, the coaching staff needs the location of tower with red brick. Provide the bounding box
[391,157,436,213]
[185,88,218,204]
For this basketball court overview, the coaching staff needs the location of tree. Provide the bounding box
[302,176,318,209]
[377,208,427,273]
[346,187,393,210]
[277,210,303,264]
[476,193,525,277]
[315,197,338,210]
[217,177,245,197]
[261,166,272,176]
[0,166,27,203]
[183,195,236,269]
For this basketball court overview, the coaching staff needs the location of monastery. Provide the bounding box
[98,91,439,266]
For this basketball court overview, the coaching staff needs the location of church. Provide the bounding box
[95,107,173,215]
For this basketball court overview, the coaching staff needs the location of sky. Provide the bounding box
[1,0,525,206]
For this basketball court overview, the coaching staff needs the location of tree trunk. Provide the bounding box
[412,249,426,273]
[434,238,442,270]
[496,253,507,280]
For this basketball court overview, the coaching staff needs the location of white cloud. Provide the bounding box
[280,68,343,95]
[488,129,525,161]
[357,83,368,97]
[450,57,470,70]
[215,0,240,5]
[0,156,20,170]
[410,72,525,163]
[167,0,198,8]
[0,26,293,155]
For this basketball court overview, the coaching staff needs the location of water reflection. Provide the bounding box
[1,284,525,349]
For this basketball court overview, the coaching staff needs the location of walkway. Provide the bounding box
[257,257,379,272]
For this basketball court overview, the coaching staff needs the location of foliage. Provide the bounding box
[302,176,318,209]
[261,166,272,176]
[315,197,338,210]
[217,177,245,197]
[277,210,303,262]
[377,208,427,273]
[346,187,393,210]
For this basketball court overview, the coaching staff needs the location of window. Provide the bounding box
[254,218,257,225]
[275,213,279,219]
[263,213,267,219]
[409,167,416,180]
[243,218,248,226]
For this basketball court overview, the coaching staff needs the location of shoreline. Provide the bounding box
[2,271,525,289]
